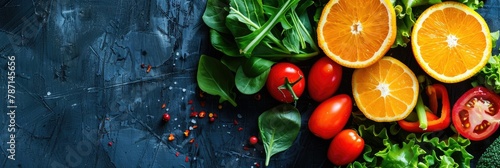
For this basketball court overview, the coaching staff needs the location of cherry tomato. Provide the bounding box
[452,86,500,141]
[307,57,343,102]
[308,94,352,139]
[249,136,258,145]
[266,62,305,103]
[327,129,364,166]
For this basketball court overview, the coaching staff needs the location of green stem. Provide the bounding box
[416,95,428,130]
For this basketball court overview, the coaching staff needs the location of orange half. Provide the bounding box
[317,0,397,68]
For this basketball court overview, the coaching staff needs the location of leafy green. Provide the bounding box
[235,57,274,94]
[349,124,473,168]
[258,104,301,166]
[197,55,237,106]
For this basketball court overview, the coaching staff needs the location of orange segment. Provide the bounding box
[412,1,491,83]
[352,57,419,122]
[317,0,396,68]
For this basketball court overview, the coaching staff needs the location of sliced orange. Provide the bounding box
[352,57,419,122]
[412,1,491,83]
[317,0,397,68]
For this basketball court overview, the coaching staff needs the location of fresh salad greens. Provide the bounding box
[390,0,485,47]
[197,55,237,106]
[199,0,319,105]
[258,104,301,166]
[349,124,473,168]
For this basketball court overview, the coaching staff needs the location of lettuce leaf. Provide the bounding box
[349,124,473,168]
[473,31,500,93]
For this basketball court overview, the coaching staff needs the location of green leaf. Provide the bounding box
[231,0,300,56]
[209,29,243,57]
[197,55,237,106]
[203,0,230,33]
[235,66,270,95]
[258,104,301,166]
[242,57,274,77]
[221,56,246,72]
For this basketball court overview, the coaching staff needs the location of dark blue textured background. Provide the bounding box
[0,0,499,167]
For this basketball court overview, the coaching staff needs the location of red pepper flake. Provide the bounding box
[208,113,214,118]
[189,138,195,143]
[161,103,166,109]
[162,113,171,122]
[213,113,218,118]
[188,100,193,104]
[209,117,215,123]
[192,125,198,129]
[254,162,260,167]
[185,156,189,162]
[199,91,204,98]
[200,101,206,107]
[238,127,243,131]
[107,141,113,146]
[184,130,190,137]
[168,133,175,141]
[190,111,198,118]
[243,146,249,151]
[233,119,239,125]
[254,93,261,101]
[140,63,146,69]
[198,111,206,118]
[146,64,152,73]
[218,104,222,110]
[175,152,180,157]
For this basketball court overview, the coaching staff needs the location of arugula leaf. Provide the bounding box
[197,55,237,106]
[258,104,301,166]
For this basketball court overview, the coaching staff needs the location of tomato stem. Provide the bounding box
[279,76,303,103]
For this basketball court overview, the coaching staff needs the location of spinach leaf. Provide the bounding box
[203,0,230,33]
[197,55,237,106]
[258,104,301,166]
[242,57,274,77]
[235,66,270,95]
[209,29,242,57]
[221,56,246,72]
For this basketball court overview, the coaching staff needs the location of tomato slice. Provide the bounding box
[452,86,500,141]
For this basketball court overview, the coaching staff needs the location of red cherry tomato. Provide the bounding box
[249,136,258,145]
[308,94,352,139]
[452,86,500,141]
[266,62,305,103]
[327,129,364,166]
[307,57,343,102]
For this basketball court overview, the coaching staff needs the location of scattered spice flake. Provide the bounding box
[168,133,175,141]
[233,119,239,125]
[208,113,214,118]
[161,103,166,109]
[243,146,249,151]
[105,117,110,120]
[188,100,193,104]
[238,127,243,131]
[108,141,113,146]
[192,125,198,129]
[254,93,261,101]
[190,111,198,118]
[190,106,194,111]
[140,63,146,69]
[199,91,204,98]
[254,162,260,168]
[198,111,206,118]
[175,152,180,157]
[189,138,195,143]
[146,64,152,73]
[200,101,206,107]
[213,113,218,118]
[218,104,222,110]
[185,156,189,162]
[184,130,190,137]
[209,117,215,123]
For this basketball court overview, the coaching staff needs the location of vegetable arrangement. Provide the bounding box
[197,0,500,167]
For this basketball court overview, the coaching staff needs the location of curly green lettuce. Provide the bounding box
[348,124,473,168]
[473,31,500,93]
